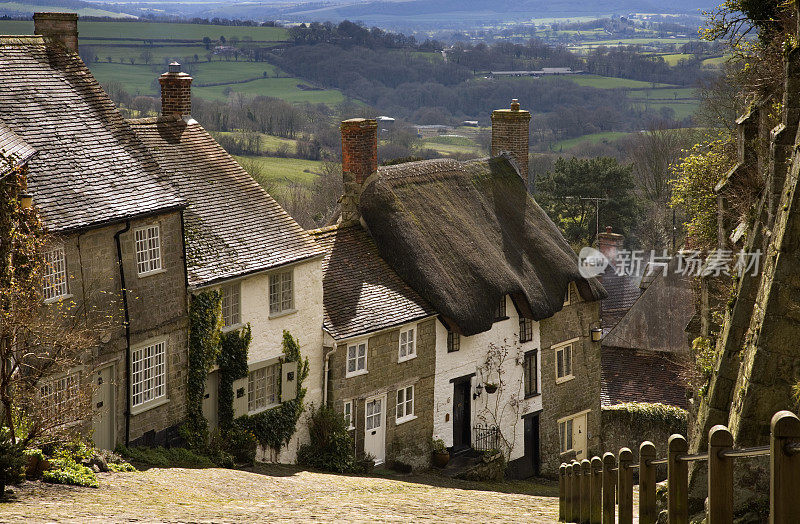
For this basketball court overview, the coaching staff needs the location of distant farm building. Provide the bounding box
[489,67,583,77]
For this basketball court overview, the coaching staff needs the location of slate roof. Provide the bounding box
[310,224,436,340]
[599,266,641,332]
[601,346,688,409]
[129,116,324,287]
[0,36,183,232]
[358,156,606,336]
[0,120,36,176]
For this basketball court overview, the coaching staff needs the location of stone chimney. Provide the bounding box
[159,62,193,117]
[34,12,78,53]
[597,226,624,269]
[340,118,378,225]
[491,98,531,182]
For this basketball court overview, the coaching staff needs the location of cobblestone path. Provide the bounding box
[0,465,560,523]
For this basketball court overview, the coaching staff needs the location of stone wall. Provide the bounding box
[330,318,436,470]
[61,210,189,448]
[539,283,602,476]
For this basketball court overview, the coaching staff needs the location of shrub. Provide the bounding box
[226,423,258,465]
[42,456,98,488]
[296,405,355,473]
[115,445,216,469]
[0,428,24,495]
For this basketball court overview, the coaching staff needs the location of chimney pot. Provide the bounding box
[511,99,520,111]
[33,12,78,53]
[169,61,181,73]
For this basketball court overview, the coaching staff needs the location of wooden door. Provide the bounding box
[573,413,588,460]
[364,394,386,464]
[452,380,471,450]
[202,370,219,432]
[92,365,115,450]
[523,413,541,477]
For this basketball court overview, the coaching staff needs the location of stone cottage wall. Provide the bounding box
[539,284,602,476]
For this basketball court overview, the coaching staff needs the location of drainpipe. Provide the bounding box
[322,348,335,406]
[114,220,131,446]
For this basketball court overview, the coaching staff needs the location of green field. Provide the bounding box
[631,101,699,120]
[0,20,287,41]
[215,132,298,155]
[89,63,160,95]
[659,53,693,66]
[553,131,632,151]
[234,155,324,189]
[568,74,675,89]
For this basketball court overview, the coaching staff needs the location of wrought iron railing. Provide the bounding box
[473,425,501,452]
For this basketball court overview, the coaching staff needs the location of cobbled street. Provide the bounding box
[0,465,561,523]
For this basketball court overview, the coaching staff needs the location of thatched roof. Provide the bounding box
[359,155,606,336]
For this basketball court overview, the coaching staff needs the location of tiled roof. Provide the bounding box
[601,346,688,409]
[0,120,36,176]
[129,116,324,287]
[310,224,436,340]
[599,266,641,331]
[0,36,183,232]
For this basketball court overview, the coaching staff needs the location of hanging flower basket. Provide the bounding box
[484,383,498,394]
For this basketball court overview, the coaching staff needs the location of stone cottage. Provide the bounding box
[325,103,606,476]
[0,14,189,448]
[128,64,326,462]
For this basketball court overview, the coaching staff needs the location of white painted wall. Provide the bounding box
[433,296,541,461]
[216,257,325,463]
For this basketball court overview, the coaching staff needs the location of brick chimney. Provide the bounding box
[34,12,78,53]
[340,118,378,225]
[491,99,531,182]
[597,226,624,269]
[159,62,193,117]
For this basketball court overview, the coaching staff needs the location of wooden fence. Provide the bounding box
[558,410,800,523]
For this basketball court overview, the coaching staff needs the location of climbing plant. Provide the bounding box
[217,325,250,431]
[236,330,309,457]
[185,290,222,449]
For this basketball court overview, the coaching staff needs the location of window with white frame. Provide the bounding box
[247,362,279,413]
[555,341,574,382]
[39,372,79,426]
[343,400,354,429]
[559,418,574,453]
[346,342,367,376]
[269,270,293,314]
[131,340,166,409]
[398,327,416,362]
[396,385,414,422]
[221,282,241,327]
[135,225,162,276]
[42,246,69,301]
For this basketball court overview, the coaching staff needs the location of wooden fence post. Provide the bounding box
[581,459,591,524]
[590,456,602,524]
[601,452,616,524]
[770,410,800,524]
[639,441,657,524]
[560,463,566,522]
[708,425,733,523]
[617,448,634,524]
[572,460,581,522]
[667,434,688,524]
[566,463,574,522]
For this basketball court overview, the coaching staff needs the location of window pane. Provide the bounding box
[567,420,573,450]
[135,226,161,275]
[131,341,166,407]
[565,345,572,376]
[556,350,564,378]
[43,247,68,300]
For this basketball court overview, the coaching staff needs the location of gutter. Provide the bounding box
[322,347,335,406]
[113,220,132,447]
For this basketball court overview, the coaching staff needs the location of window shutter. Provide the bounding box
[281,361,298,402]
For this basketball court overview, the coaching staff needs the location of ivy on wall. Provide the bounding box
[236,330,309,455]
[185,290,222,449]
[217,325,250,431]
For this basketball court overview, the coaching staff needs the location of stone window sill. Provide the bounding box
[269,308,297,320]
[398,353,417,364]
[221,323,244,333]
[556,375,575,385]
[396,415,417,426]
[44,293,73,305]
[130,396,170,416]
[138,268,166,279]
[346,369,368,379]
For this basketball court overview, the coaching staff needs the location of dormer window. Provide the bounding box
[398,326,416,362]
[519,317,533,343]
[447,330,460,352]
[494,296,507,321]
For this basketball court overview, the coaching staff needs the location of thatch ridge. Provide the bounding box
[359,154,606,336]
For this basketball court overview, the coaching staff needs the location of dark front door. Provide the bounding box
[523,413,541,477]
[452,380,471,450]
